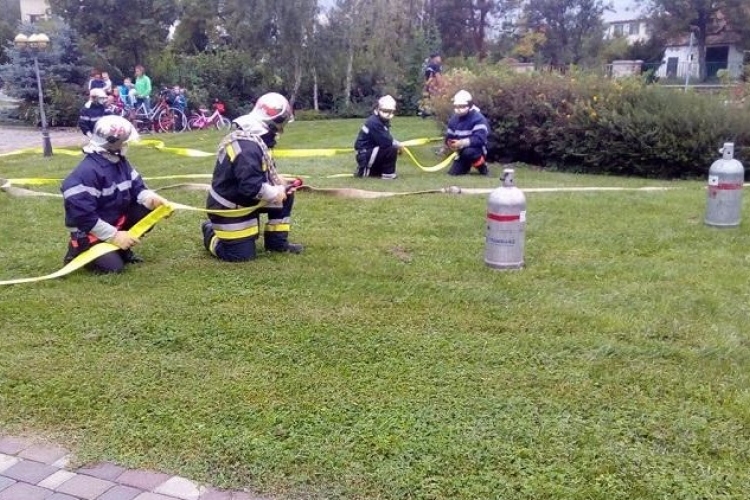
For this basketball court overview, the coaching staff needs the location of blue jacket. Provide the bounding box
[61,153,150,236]
[78,102,111,136]
[445,107,489,149]
[354,114,398,151]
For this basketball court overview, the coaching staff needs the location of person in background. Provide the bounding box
[134,64,152,112]
[418,53,443,118]
[88,70,106,91]
[78,88,111,137]
[353,95,403,179]
[201,92,303,262]
[101,71,113,94]
[106,90,125,117]
[445,89,489,176]
[424,53,443,95]
[61,115,169,273]
[119,78,135,108]
[172,85,187,113]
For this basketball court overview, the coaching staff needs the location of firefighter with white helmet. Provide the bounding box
[61,115,169,273]
[353,95,403,179]
[445,89,490,175]
[78,88,111,138]
[203,92,303,261]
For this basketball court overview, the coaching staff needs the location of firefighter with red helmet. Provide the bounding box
[201,92,303,262]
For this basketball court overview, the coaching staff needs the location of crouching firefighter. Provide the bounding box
[353,95,403,179]
[201,92,303,262]
[61,115,170,273]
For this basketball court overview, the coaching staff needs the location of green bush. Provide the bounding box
[436,68,750,179]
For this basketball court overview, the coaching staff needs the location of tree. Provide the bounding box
[645,0,750,81]
[0,19,88,125]
[430,0,517,60]
[0,0,22,66]
[47,0,180,74]
[171,0,222,54]
[523,0,607,66]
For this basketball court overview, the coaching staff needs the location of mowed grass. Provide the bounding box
[1,117,749,499]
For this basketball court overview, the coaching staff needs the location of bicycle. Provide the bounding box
[127,92,187,134]
[187,103,231,131]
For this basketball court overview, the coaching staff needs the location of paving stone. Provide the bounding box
[198,488,232,500]
[131,493,176,500]
[98,485,144,500]
[0,454,19,473]
[51,456,72,469]
[0,437,31,456]
[47,493,81,500]
[115,470,171,491]
[38,470,76,489]
[2,459,59,484]
[56,474,115,500]
[153,476,203,500]
[0,481,52,500]
[18,444,69,465]
[0,477,15,492]
[77,462,127,481]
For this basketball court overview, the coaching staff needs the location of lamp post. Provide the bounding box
[14,33,53,157]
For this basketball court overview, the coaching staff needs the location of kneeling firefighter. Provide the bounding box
[353,95,403,179]
[201,92,303,262]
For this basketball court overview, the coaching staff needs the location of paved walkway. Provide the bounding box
[0,126,85,154]
[0,436,266,500]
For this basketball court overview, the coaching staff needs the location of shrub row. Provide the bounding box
[434,67,750,179]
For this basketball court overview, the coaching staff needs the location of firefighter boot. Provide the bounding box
[264,231,304,254]
[121,249,144,264]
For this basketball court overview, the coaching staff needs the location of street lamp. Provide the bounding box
[14,33,53,157]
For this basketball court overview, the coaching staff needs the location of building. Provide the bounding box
[604,17,650,44]
[603,1,649,44]
[657,10,745,81]
[658,32,744,81]
[19,0,51,23]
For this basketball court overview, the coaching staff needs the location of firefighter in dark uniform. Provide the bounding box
[78,88,111,138]
[354,95,403,179]
[201,92,302,262]
[61,115,169,273]
[445,90,490,176]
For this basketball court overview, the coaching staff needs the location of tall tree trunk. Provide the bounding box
[290,52,302,106]
[312,67,319,111]
[344,42,354,108]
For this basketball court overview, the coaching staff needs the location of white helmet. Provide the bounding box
[453,90,472,116]
[90,115,138,153]
[376,95,397,120]
[251,92,294,131]
[90,88,108,105]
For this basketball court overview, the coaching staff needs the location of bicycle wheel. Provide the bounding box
[215,116,231,130]
[187,115,203,131]
[157,108,186,133]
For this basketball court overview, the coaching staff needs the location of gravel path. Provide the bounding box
[0,126,85,154]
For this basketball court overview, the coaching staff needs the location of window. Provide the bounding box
[629,22,639,36]
[613,24,624,36]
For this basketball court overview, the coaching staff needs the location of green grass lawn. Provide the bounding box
[1,117,749,499]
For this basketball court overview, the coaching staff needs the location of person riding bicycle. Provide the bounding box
[201,92,303,262]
